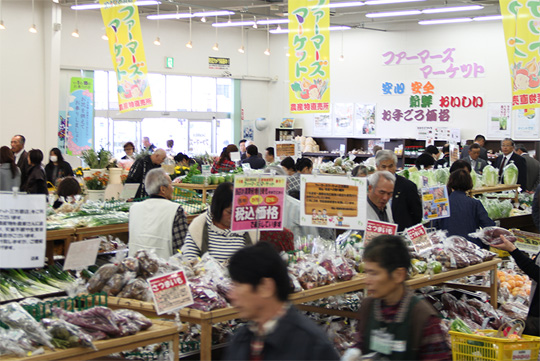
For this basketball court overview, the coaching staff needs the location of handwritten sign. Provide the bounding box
[364,220,398,246]
[300,175,367,230]
[148,270,194,315]
[275,142,297,159]
[421,186,450,221]
[0,194,46,269]
[232,176,286,232]
[406,224,432,254]
[63,238,101,271]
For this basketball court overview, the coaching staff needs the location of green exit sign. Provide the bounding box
[165,57,174,69]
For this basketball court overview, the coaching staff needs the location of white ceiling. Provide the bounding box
[57,0,501,31]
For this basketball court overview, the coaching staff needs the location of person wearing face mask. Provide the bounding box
[45,148,73,186]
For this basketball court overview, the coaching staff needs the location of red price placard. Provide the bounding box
[364,220,398,246]
[148,270,193,315]
[406,224,432,254]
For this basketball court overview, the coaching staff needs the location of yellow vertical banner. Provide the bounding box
[100,0,152,112]
[501,0,540,110]
[288,0,330,114]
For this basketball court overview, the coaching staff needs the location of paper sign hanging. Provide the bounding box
[364,220,398,246]
[406,224,432,254]
[100,0,152,113]
[421,186,450,221]
[63,238,101,271]
[232,176,287,232]
[148,270,194,315]
[66,77,93,155]
[0,194,47,269]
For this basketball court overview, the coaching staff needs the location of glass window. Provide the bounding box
[166,75,192,111]
[141,118,189,154]
[94,71,108,110]
[189,121,212,155]
[216,118,233,151]
[112,120,140,158]
[94,117,110,151]
[108,71,119,110]
[146,73,166,111]
[192,77,216,112]
[216,78,232,112]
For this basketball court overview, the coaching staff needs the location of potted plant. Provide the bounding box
[84,171,109,202]
[80,148,113,170]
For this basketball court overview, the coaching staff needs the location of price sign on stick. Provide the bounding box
[364,220,398,246]
[406,224,433,254]
[148,270,194,315]
[63,238,101,271]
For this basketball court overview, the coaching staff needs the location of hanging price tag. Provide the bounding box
[63,238,101,271]
[364,220,398,246]
[406,224,432,254]
[148,270,194,315]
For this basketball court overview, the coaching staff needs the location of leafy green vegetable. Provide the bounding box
[482,165,498,186]
[451,317,473,334]
[503,161,518,185]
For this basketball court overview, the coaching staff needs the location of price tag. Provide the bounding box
[148,270,194,315]
[406,224,433,254]
[364,220,398,246]
[201,165,211,177]
[120,183,139,200]
[63,238,101,271]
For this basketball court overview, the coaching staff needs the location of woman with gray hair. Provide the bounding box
[128,168,188,258]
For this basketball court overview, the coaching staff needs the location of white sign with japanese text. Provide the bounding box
[63,238,101,271]
[0,194,47,268]
[148,270,194,315]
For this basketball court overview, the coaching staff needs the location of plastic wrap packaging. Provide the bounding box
[53,306,122,339]
[499,302,529,320]
[113,309,152,331]
[319,252,356,281]
[87,263,120,294]
[482,165,498,187]
[469,226,517,246]
[133,250,160,278]
[0,302,55,350]
[187,277,228,312]
[503,162,518,185]
[41,318,97,350]
[116,277,152,301]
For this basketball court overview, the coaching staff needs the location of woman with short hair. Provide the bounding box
[45,147,73,186]
[25,149,48,195]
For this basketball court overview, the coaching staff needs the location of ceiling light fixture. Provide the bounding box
[473,15,503,21]
[419,17,473,24]
[257,18,290,25]
[52,0,59,3]
[29,0,37,33]
[329,1,365,8]
[365,0,425,5]
[201,16,206,23]
[72,0,79,38]
[213,16,219,51]
[147,13,193,20]
[238,14,245,53]
[154,37,161,45]
[213,20,255,27]
[0,0,5,30]
[339,30,345,61]
[194,10,234,17]
[264,21,270,55]
[102,33,108,40]
[366,9,421,17]
[72,1,160,10]
[422,5,483,13]
[253,16,258,28]
[186,7,193,48]
[270,25,351,34]
[154,3,160,45]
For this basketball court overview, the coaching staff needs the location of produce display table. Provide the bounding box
[74,223,129,242]
[468,184,520,203]
[172,183,218,204]
[106,259,500,360]
[0,320,180,361]
[45,229,76,265]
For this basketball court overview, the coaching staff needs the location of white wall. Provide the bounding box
[268,21,514,146]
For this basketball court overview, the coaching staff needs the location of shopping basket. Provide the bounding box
[450,330,540,361]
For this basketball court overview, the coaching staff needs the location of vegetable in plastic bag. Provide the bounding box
[0,302,55,350]
[450,317,473,334]
[503,161,518,185]
[468,226,517,246]
[42,318,96,350]
[482,165,498,186]
[434,167,450,186]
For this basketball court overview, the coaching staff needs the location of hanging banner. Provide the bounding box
[231,176,287,232]
[67,77,93,155]
[501,0,540,110]
[58,110,68,154]
[421,185,450,221]
[100,0,152,113]
[289,0,330,113]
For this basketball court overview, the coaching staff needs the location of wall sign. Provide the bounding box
[208,57,230,70]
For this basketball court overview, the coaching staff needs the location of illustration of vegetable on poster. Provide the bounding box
[487,103,512,138]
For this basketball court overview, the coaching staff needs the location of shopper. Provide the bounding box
[11,134,29,190]
[238,139,247,161]
[241,144,266,169]
[449,159,472,174]
[492,235,539,336]
[121,142,136,160]
[433,169,494,248]
[129,168,187,258]
[264,147,277,165]
[356,235,451,360]
[352,164,368,177]
[425,145,441,161]
[53,176,81,209]
[280,156,296,176]
[364,145,382,168]
[367,171,395,223]
[165,139,175,157]
[142,136,156,153]
[0,145,21,191]
[45,147,73,186]
[493,138,527,187]
[125,148,166,199]
[375,150,422,231]
[223,242,340,361]
[533,184,540,231]
[174,152,195,167]
[212,144,238,174]
[286,157,313,196]
[436,144,450,168]
[415,152,436,170]
[515,144,540,191]
[24,149,48,195]
[460,134,488,161]
[181,182,256,263]
[463,143,487,174]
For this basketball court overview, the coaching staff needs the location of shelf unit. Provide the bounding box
[275,128,303,141]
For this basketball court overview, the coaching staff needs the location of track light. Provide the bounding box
[264,48,270,55]
[29,24,37,33]
[186,7,193,48]
[186,40,193,48]
[253,16,258,28]
[201,16,206,22]
[238,45,245,53]
[154,37,161,45]
[102,33,108,40]
[0,20,5,30]
[213,42,219,51]
[72,28,80,37]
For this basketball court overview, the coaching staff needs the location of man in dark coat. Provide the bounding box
[460,134,488,161]
[11,134,29,191]
[375,150,423,231]
[493,138,527,188]
[125,149,166,198]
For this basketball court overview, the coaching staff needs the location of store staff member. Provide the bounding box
[128,168,187,259]
[375,150,422,231]
[367,171,395,223]
[356,235,451,360]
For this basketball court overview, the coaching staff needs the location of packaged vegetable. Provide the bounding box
[503,161,518,185]
[482,165,498,186]
[468,226,517,246]
[0,302,54,350]
[53,306,122,338]
[87,264,120,294]
[42,318,96,350]
[450,317,473,334]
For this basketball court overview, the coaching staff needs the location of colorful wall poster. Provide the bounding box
[313,114,332,136]
[231,176,287,232]
[300,175,367,230]
[288,0,330,113]
[275,141,300,160]
[514,109,540,138]
[100,0,152,113]
[66,77,93,155]
[487,103,512,138]
[421,185,450,221]
[333,103,354,136]
[354,104,376,136]
[242,119,254,140]
[501,0,540,110]
[57,110,68,154]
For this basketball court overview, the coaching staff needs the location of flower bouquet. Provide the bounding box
[84,171,109,190]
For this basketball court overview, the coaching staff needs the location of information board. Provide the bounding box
[406,224,433,254]
[63,238,101,271]
[148,270,194,315]
[363,220,398,246]
[421,185,450,221]
[275,141,298,160]
[0,194,47,268]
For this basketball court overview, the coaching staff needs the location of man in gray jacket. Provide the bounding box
[463,143,488,174]
[516,144,540,191]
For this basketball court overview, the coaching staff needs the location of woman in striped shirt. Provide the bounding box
[181,182,257,263]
